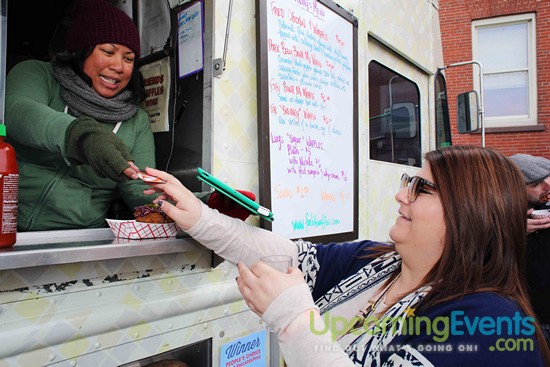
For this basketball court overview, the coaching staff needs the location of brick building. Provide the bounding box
[439,0,550,157]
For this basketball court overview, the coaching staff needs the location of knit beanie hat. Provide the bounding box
[509,153,550,184]
[66,0,140,57]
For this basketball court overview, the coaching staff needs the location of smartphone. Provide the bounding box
[197,167,274,221]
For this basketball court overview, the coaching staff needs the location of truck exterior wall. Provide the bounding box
[0,247,262,366]
[212,0,443,241]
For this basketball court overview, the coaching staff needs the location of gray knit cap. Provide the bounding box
[509,154,550,184]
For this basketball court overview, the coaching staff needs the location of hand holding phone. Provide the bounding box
[197,168,274,221]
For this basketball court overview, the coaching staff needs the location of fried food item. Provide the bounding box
[133,203,174,223]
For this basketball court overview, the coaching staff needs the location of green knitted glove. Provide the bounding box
[65,116,133,182]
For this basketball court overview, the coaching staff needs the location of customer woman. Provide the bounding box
[143,146,550,366]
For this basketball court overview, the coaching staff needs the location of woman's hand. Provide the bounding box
[527,208,550,233]
[236,261,306,317]
[141,167,203,230]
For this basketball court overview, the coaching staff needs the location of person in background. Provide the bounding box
[5,0,251,231]
[509,153,550,346]
[140,145,549,366]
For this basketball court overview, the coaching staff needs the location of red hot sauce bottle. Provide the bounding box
[0,124,18,247]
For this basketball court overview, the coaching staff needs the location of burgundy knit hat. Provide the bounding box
[66,0,140,57]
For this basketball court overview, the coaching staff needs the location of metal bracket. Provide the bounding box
[439,60,485,147]
[213,0,233,78]
[213,58,224,77]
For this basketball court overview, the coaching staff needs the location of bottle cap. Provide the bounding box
[0,124,6,137]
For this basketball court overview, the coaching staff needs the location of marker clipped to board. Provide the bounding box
[196,168,274,221]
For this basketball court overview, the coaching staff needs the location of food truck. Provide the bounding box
[0,0,458,365]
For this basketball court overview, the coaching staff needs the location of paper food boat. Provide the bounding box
[106,219,179,239]
[531,209,550,219]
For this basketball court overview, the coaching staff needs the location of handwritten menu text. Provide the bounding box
[266,0,355,238]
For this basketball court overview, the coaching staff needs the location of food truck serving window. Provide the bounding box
[0,0,213,268]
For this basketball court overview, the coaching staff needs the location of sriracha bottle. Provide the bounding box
[0,124,18,247]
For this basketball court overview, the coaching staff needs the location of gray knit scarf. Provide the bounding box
[52,63,138,123]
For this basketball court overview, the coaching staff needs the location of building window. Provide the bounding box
[472,13,537,127]
[369,61,421,167]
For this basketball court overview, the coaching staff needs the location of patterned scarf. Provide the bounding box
[52,63,138,123]
[315,250,432,366]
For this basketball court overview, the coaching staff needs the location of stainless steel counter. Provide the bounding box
[0,228,202,271]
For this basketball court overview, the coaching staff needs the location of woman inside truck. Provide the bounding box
[5,0,251,231]
[142,145,549,366]
[5,0,152,231]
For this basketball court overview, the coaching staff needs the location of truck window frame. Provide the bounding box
[368,60,422,167]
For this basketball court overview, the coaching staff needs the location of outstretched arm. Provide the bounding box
[142,167,298,266]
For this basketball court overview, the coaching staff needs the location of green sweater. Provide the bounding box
[5,60,156,231]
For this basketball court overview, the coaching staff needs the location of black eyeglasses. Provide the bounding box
[400,173,437,202]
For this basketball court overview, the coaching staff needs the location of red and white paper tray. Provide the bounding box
[106,219,179,239]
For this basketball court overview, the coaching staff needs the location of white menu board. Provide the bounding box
[257,0,358,241]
